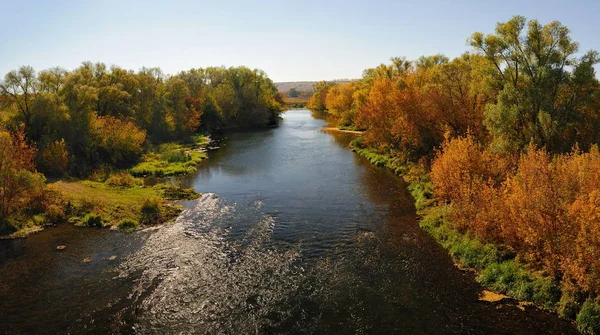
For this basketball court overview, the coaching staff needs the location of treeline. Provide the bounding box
[0,63,283,175]
[311,16,600,331]
[0,63,283,233]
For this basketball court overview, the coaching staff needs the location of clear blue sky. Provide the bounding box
[1,0,599,82]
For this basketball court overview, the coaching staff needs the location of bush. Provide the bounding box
[38,139,69,176]
[477,261,531,300]
[82,213,103,227]
[577,299,600,335]
[117,219,139,232]
[105,172,138,187]
[154,183,200,200]
[558,288,584,319]
[160,144,190,163]
[530,276,561,309]
[94,116,147,168]
[44,204,66,224]
[140,198,161,224]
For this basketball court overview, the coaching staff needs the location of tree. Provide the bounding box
[287,87,300,97]
[308,81,336,110]
[0,66,38,131]
[93,116,146,168]
[38,139,69,176]
[325,82,356,126]
[0,127,45,225]
[470,16,600,152]
[165,77,201,138]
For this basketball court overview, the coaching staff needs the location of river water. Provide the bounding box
[0,109,577,334]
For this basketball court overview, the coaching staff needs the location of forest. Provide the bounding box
[0,63,283,235]
[309,16,600,333]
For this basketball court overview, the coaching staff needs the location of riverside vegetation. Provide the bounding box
[0,64,283,237]
[310,16,600,334]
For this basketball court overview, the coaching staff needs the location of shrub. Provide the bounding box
[558,288,583,319]
[140,198,161,224]
[530,276,561,309]
[0,128,47,220]
[94,116,147,168]
[160,145,190,163]
[577,299,600,335]
[477,261,531,300]
[154,183,200,200]
[117,219,139,232]
[82,213,103,227]
[105,172,138,187]
[38,139,69,176]
[44,203,66,224]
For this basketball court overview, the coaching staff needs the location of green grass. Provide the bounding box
[52,179,195,231]
[130,136,208,177]
[81,213,103,227]
[153,183,201,200]
[577,299,600,335]
[117,218,139,232]
[105,171,142,187]
[338,125,364,131]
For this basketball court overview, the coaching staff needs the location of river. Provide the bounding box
[0,109,577,334]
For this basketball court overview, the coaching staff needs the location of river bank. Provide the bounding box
[0,136,212,240]
[349,143,598,334]
[321,127,364,134]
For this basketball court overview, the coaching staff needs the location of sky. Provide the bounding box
[1,0,599,82]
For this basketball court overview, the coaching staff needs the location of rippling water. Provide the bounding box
[0,109,577,334]
[117,194,303,334]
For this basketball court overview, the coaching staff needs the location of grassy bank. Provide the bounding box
[350,141,600,334]
[130,135,209,177]
[53,177,199,232]
[2,135,209,238]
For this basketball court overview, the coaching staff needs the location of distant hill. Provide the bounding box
[275,80,354,94]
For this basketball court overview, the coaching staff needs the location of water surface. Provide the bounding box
[0,109,577,334]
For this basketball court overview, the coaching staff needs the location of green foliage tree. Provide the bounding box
[287,87,300,97]
[0,63,283,175]
[469,15,600,152]
[0,66,38,131]
[308,81,336,110]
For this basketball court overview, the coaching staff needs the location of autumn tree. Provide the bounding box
[0,127,45,230]
[38,139,69,176]
[93,116,147,168]
[325,82,356,126]
[308,81,336,110]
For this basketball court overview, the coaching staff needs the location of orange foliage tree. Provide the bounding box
[39,139,69,176]
[93,116,147,168]
[0,126,45,222]
[432,138,600,296]
[324,82,356,126]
